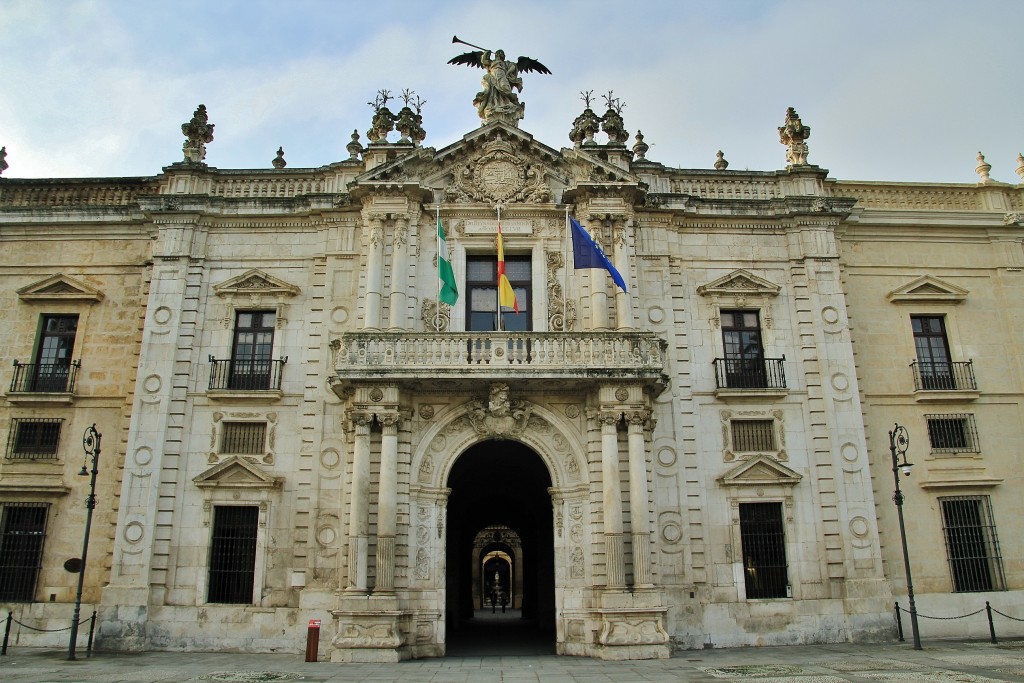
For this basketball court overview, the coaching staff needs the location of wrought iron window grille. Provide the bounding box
[939,495,1006,593]
[6,418,63,459]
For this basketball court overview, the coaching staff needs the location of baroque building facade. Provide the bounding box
[1,89,1023,660]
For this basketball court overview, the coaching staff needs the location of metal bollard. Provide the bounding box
[2,611,11,655]
[305,619,321,662]
[986,601,997,644]
[87,611,97,656]
[894,602,904,642]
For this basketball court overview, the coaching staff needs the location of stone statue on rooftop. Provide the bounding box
[778,107,811,166]
[448,36,551,125]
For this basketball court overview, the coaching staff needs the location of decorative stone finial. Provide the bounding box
[347,129,363,160]
[272,147,287,169]
[396,89,427,146]
[714,150,729,170]
[569,91,601,147]
[632,131,649,160]
[1016,152,1024,183]
[0,146,7,176]
[600,91,629,145]
[367,89,396,144]
[975,151,992,183]
[778,107,811,166]
[181,104,215,164]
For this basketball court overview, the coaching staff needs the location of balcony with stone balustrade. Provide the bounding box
[329,330,669,396]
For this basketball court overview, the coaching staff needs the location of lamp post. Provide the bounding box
[889,422,922,650]
[68,424,101,660]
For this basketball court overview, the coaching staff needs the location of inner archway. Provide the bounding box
[445,439,555,656]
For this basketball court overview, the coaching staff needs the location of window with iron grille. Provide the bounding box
[207,505,259,604]
[939,496,1005,593]
[731,419,776,452]
[0,503,49,601]
[739,502,789,599]
[221,422,266,455]
[6,418,63,459]
[926,414,980,453]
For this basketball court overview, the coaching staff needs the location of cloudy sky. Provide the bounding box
[1,0,1021,183]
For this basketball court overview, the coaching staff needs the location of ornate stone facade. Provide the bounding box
[1,91,1023,662]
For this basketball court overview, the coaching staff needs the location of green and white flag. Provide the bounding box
[437,218,458,305]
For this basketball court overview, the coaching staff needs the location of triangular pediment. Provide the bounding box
[887,275,968,304]
[349,122,643,205]
[17,273,104,302]
[718,455,802,487]
[213,269,300,298]
[697,269,781,298]
[193,456,282,489]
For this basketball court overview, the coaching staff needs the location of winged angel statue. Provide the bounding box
[448,38,551,124]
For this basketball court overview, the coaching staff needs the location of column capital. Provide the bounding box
[626,409,653,431]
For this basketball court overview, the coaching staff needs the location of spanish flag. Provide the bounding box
[497,221,519,313]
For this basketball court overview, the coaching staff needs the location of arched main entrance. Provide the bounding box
[444,439,555,655]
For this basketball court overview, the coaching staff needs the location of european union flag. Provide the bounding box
[570,217,628,292]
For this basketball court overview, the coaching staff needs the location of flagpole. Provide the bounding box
[496,204,502,332]
[563,207,569,331]
[436,205,441,332]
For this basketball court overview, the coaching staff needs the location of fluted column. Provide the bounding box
[375,412,400,592]
[589,216,610,330]
[387,217,409,330]
[600,411,625,588]
[627,410,653,587]
[346,413,372,591]
[613,218,633,329]
[363,213,386,329]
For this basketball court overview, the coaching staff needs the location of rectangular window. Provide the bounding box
[731,419,776,452]
[0,503,49,602]
[221,422,266,455]
[31,314,79,392]
[739,502,789,599]
[230,311,275,390]
[940,496,1005,592]
[720,310,766,388]
[926,414,980,453]
[207,505,259,604]
[466,255,530,332]
[6,418,63,459]
[912,315,953,390]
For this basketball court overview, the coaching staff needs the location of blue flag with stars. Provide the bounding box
[570,217,628,292]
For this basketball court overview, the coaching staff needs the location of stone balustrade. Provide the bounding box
[332,330,668,390]
[0,178,155,207]
[832,182,986,211]
[209,174,335,198]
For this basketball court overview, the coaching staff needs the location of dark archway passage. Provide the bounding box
[445,439,556,656]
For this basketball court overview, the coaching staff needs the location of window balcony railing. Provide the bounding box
[910,360,977,392]
[8,360,80,394]
[713,357,786,390]
[331,331,667,393]
[208,357,287,391]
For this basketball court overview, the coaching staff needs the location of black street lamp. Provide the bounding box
[68,424,101,660]
[889,422,922,650]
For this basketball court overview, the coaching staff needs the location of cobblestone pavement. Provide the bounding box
[3,639,1024,683]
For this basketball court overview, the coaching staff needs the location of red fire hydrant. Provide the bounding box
[305,618,321,662]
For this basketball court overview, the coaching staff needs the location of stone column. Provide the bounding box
[346,412,372,591]
[589,217,610,330]
[387,217,409,330]
[627,410,653,587]
[363,213,386,329]
[600,411,625,588]
[375,411,400,592]
[613,218,633,329]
